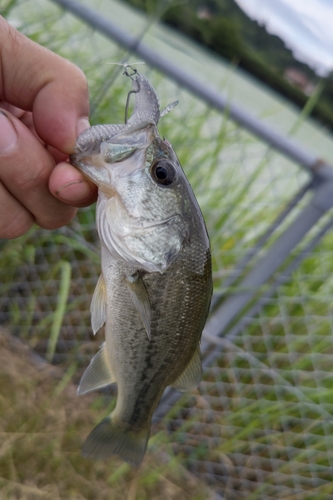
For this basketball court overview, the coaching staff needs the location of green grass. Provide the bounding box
[0,328,211,500]
[1,0,333,498]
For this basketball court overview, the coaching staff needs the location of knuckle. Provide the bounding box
[11,161,50,192]
[36,206,77,231]
[0,210,33,239]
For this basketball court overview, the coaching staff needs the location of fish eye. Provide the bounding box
[150,159,176,186]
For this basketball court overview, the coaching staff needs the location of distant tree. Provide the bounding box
[322,72,333,102]
[121,0,333,129]
[208,18,244,60]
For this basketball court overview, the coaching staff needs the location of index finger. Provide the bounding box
[0,16,89,154]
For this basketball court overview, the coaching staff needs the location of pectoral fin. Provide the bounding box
[172,347,202,392]
[125,272,151,340]
[78,342,115,395]
[91,274,107,335]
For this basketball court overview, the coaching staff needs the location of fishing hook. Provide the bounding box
[122,63,145,124]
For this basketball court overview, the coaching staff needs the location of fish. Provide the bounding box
[70,67,212,466]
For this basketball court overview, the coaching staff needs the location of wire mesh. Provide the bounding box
[2,0,333,498]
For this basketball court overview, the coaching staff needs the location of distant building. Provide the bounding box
[284,67,316,95]
[196,2,217,20]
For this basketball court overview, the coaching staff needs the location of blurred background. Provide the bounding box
[1,0,333,498]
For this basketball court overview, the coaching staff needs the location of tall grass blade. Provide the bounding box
[46,260,72,362]
[53,362,78,397]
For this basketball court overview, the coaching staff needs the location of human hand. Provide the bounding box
[0,16,98,239]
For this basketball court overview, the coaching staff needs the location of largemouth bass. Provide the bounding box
[70,67,212,466]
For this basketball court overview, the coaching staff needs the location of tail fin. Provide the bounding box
[82,415,150,466]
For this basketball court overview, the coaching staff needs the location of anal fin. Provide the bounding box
[125,272,151,340]
[172,346,202,392]
[91,274,107,335]
[78,342,114,395]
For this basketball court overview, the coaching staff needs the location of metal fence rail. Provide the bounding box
[2,0,333,498]
[52,0,332,176]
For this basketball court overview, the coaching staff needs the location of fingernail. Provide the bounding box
[76,117,90,137]
[56,179,93,203]
[0,111,18,154]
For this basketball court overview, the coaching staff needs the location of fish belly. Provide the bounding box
[82,241,212,464]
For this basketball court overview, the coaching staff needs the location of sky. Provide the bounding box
[234,0,333,76]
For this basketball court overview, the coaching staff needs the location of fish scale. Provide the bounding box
[70,69,212,465]
[104,253,211,427]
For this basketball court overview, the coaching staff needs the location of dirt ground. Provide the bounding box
[0,328,212,500]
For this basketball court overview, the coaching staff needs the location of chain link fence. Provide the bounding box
[2,0,333,498]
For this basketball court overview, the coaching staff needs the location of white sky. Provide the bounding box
[234,0,333,75]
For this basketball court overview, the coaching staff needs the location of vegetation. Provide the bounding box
[0,327,212,499]
[123,0,333,130]
[1,0,333,497]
